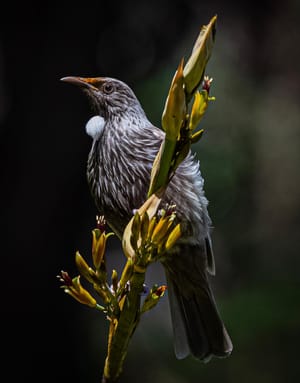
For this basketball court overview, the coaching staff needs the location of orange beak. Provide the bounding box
[60,76,104,90]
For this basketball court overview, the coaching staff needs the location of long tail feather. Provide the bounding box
[164,242,233,361]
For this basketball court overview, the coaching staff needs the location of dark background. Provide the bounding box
[1,1,300,382]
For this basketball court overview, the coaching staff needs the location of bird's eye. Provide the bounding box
[102,83,114,94]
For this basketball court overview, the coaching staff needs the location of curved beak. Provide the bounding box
[60,76,103,90]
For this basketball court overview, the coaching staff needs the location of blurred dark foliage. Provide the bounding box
[1,1,299,382]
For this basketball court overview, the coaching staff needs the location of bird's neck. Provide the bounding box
[103,111,157,152]
[88,110,162,182]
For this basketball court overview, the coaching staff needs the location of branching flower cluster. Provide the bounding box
[58,208,179,319]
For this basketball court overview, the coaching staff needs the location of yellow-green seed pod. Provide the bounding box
[111,269,118,293]
[92,229,99,255]
[140,211,149,245]
[93,233,106,270]
[118,259,134,291]
[147,216,157,240]
[122,193,162,259]
[75,251,95,283]
[141,285,167,313]
[191,129,204,144]
[189,91,201,130]
[151,217,170,244]
[65,275,98,308]
[130,232,139,252]
[131,211,141,235]
[130,211,141,251]
[188,90,209,131]
[165,224,182,251]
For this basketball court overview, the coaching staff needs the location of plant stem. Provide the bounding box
[102,269,145,382]
[147,138,177,197]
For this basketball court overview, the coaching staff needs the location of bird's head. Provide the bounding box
[60,76,145,120]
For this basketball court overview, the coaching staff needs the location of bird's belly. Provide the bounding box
[89,169,150,238]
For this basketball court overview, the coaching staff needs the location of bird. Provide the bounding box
[61,75,233,362]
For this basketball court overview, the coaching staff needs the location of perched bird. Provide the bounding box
[61,75,233,361]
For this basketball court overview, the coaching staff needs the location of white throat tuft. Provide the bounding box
[85,115,105,139]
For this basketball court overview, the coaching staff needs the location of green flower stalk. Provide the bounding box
[147,16,217,198]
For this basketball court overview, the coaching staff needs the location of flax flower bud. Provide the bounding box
[141,285,167,313]
[75,251,96,283]
[111,269,118,293]
[183,15,217,98]
[130,212,141,252]
[92,229,113,270]
[64,275,97,308]
[161,59,186,140]
[191,129,204,144]
[151,216,173,245]
[123,193,162,259]
[165,223,181,251]
[189,90,209,131]
[140,212,149,246]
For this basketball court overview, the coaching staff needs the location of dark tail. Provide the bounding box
[163,243,233,361]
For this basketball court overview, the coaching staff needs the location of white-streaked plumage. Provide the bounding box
[62,75,233,361]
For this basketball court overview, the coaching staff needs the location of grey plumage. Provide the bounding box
[61,76,233,361]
